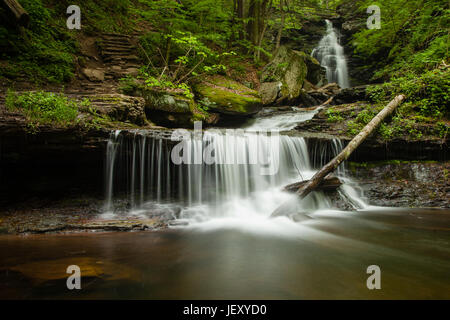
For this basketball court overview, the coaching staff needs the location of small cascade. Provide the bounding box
[103,127,367,219]
[312,19,350,89]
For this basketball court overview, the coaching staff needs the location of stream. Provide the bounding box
[0,208,449,299]
[1,108,449,299]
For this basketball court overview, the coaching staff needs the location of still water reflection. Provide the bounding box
[0,208,449,299]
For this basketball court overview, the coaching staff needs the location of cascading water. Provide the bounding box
[312,19,350,89]
[103,112,367,225]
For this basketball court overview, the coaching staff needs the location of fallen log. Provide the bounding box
[1,0,30,26]
[271,94,406,218]
[284,176,342,193]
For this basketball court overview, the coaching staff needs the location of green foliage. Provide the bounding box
[435,121,449,139]
[0,0,77,83]
[367,68,450,118]
[141,72,194,100]
[139,30,233,85]
[347,105,380,135]
[6,90,79,125]
[0,0,136,83]
[197,97,213,113]
[352,0,449,79]
[325,108,344,122]
[136,0,233,48]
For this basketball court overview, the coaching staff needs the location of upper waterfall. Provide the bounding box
[312,19,350,89]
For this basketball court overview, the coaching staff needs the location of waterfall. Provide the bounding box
[103,126,366,220]
[312,19,350,89]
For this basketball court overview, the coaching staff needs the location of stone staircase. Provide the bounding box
[0,32,148,128]
[100,32,142,81]
[65,32,143,96]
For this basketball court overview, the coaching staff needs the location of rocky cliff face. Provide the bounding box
[0,126,108,207]
[332,2,375,85]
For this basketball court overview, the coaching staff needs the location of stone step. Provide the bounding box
[101,42,134,49]
[104,56,141,63]
[101,48,135,55]
[102,42,134,48]
[102,52,138,60]
[102,32,131,39]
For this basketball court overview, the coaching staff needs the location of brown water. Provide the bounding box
[0,208,449,300]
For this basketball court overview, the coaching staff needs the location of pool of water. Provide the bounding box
[0,208,449,299]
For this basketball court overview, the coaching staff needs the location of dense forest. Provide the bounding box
[0,0,448,139]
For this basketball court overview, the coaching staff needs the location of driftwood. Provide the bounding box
[1,0,29,26]
[284,176,342,193]
[271,94,406,218]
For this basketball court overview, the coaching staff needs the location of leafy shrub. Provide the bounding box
[367,68,450,118]
[6,90,79,124]
[325,108,344,122]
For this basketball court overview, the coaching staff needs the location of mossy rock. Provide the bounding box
[138,87,194,114]
[297,51,327,87]
[127,85,201,128]
[193,75,262,116]
[260,46,309,101]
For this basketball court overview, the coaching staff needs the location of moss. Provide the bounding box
[348,160,438,170]
[193,79,262,115]
[207,75,260,98]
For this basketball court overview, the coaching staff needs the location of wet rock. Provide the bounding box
[348,161,450,208]
[9,257,141,285]
[333,85,369,104]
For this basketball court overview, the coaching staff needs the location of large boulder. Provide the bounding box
[137,87,201,128]
[193,75,262,116]
[260,46,322,103]
[301,53,327,87]
[260,46,307,100]
[125,84,217,128]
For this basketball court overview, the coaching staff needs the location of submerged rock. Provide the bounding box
[9,257,141,285]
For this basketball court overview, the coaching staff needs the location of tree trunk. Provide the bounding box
[1,0,29,26]
[237,0,245,40]
[284,176,342,193]
[271,94,406,218]
[275,0,285,50]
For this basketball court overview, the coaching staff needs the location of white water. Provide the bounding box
[245,108,318,131]
[103,112,368,229]
[312,20,350,89]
